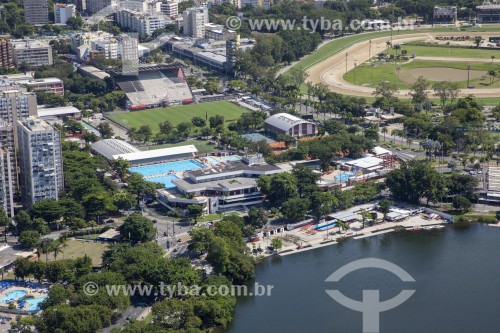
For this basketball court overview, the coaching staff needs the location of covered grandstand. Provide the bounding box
[113,144,198,166]
[91,139,140,161]
[112,65,193,110]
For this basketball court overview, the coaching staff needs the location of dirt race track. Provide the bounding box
[307,31,500,98]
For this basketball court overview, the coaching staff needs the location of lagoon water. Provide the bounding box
[224,224,500,333]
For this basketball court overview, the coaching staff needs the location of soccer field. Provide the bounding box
[107,101,248,134]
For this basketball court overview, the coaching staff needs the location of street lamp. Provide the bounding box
[345,52,348,74]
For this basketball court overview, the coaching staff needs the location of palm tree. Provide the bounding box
[391,129,397,143]
[488,69,497,85]
[359,209,368,229]
[381,127,388,141]
[51,241,63,261]
[59,238,69,260]
[491,55,496,64]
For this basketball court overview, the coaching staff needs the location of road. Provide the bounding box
[307,31,500,98]
[103,305,145,333]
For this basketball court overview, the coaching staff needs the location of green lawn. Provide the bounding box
[140,139,217,154]
[40,239,109,267]
[344,59,500,89]
[107,101,248,134]
[386,43,500,59]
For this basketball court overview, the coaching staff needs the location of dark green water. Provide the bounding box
[224,224,500,333]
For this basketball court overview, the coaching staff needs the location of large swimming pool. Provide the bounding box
[129,159,205,177]
[0,290,26,303]
[147,175,179,189]
[23,296,47,311]
[335,172,354,182]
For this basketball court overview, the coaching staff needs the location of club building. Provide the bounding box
[264,113,317,137]
[157,154,282,214]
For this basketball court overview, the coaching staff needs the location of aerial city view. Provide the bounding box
[0,0,498,332]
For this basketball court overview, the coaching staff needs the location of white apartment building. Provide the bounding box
[17,117,64,206]
[241,0,271,9]
[116,9,167,35]
[11,40,53,68]
[183,7,209,39]
[161,1,178,18]
[54,3,77,24]
[0,89,38,124]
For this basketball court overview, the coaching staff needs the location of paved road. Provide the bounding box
[307,31,500,98]
[103,305,145,333]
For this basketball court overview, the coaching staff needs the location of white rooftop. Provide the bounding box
[113,144,198,162]
[38,106,81,117]
[265,113,312,131]
[345,156,384,170]
[372,146,391,156]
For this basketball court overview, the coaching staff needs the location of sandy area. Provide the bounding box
[306,31,500,98]
[399,67,486,84]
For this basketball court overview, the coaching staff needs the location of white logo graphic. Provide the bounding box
[325,258,416,333]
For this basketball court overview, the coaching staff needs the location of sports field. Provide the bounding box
[344,59,500,89]
[107,101,248,134]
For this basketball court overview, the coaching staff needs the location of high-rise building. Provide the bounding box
[241,0,271,9]
[161,1,178,18]
[72,0,87,12]
[0,120,16,217]
[183,7,209,39]
[0,38,13,69]
[17,117,64,207]
[23,0,49,25]
[0,89,37,125]
[226,35,240,76]
[54,3,77,24]
[11,40,53,69]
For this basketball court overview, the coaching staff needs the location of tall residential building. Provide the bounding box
[0,89,38,125]
[17,117,64,207]
[116,9,167,35]
[86,0,115,14]
[0,120,16,217]
[241,0,271,9]
[226,35,240,75]
[11,40,53,68]
[0,38,13,69]
[161,1,178,18]
[23,0,49,25]
[54,3,77,24]
[183,7,209,39]
[72,0,87,12]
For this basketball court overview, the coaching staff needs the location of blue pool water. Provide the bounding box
[23,297,47,311]
[129,159,205,177]
[0,290,26,303]
[148,175,179,189]
[314,222,338,231]
[335,172,354,182]
[205,156,241,165]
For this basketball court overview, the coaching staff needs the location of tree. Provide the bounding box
[191,116,206,128]
[281,198,309,222]
[433,81,460,107]
[257,173,298,206]
[13,257,31,280]
[310,192,337,221]
[112,157,131,181]
[31,200,64,225]
[97,122,114,139]
[244,207,268,228]
[474,36,482,47]
[488,69,497,85]
[112,191,136,210]
[270,238,283,251]
[0,208,9,242]
[137,125,153,143]
[408,76,430,104]
[453,196,472,213]
[120,213,156,244]
[18,230,40,249]
[188,227,215,254]
[82,192,115,221]
[373,81,399,99]
[41,283,68,309]
[385,160,447,205]
[159,120,174,135]
[207,237,230,274]
[291,164,320,198]
[209,115,224,128]
[378,199,394,221]
[187,204,204,222]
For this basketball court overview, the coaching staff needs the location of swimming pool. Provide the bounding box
[148,175,179,189]
[129,159,205,177]
[314,222,338,231]
[23,296,47,311]
[0,290,27,303]
[336,172,354,182]
[204,156,241,165]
